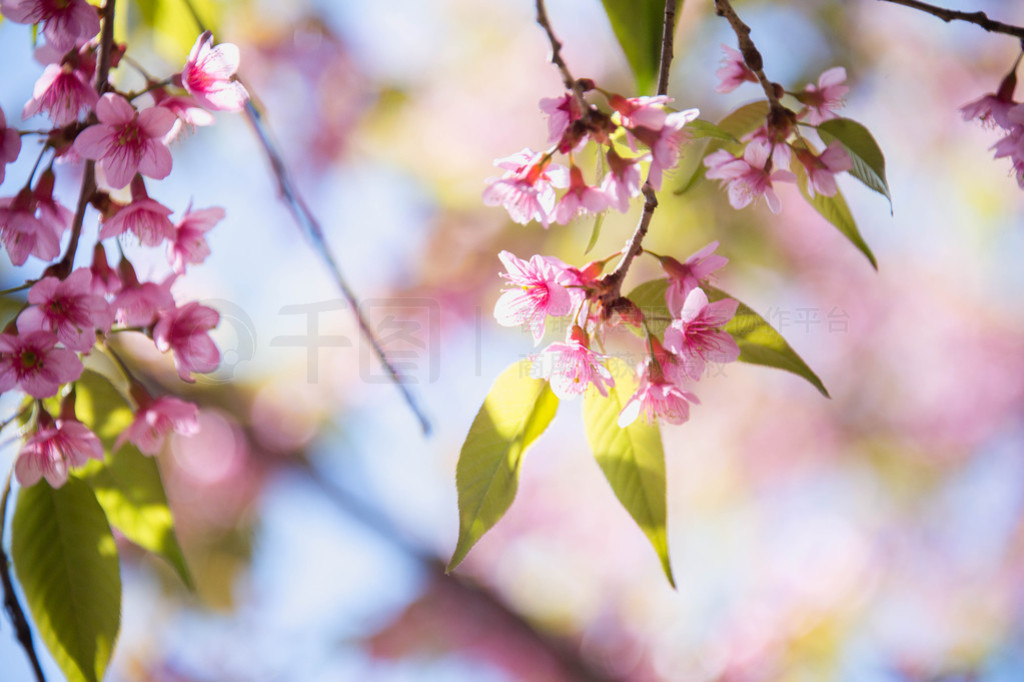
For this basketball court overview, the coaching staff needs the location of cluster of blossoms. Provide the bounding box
[960,65,1024,188]
[0,0,248,488]
[706,45,853,213]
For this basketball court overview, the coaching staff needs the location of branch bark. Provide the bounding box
[876,0,1024,40]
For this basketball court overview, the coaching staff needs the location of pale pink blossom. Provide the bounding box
[600,148,643,212]
[662,241,728,312]
[153,301,220,382]
[18,268,113,352]
[494,250,577,344]
[180,32,249,112]
[617,361,700,427]
[798,141,852,197]
[0,330,83,398]
[32,169,72,238]
[483,148,568,227]
[111,263,175,327]
[743,124,792,168]
[704,144,796,213]
[663,287,740,381]
[73,93,175,189]
[991,123,1024,188]
[0,0,100,53]
[89,243,121,295]
[22,61,98,126]
[610,94,671,130]
[797,66,849,125]
[530,326,614,400]
[115,396,199,456]
[0,106,21,185]
[15,418,103,488]
[629,108,700,190]
[100,177,174,245]
[151,88,214,143]
[554,165,608,224]
[0,188,60,266]
[168,204,223,272]
[539,92,581,146]
[715,44,758,93]
[960,93,1016,130]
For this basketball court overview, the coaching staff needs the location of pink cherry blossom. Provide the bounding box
[100,177,174,245]
[539,93,581,146]
[73,93,175,189]
[0,188,60,266]
[22,61,98,126]
[610,94,671,130]
[115,396,199,456]
[32,169,72,238]
[18,268,113,352]
[960,93,1016,131]
[715,44,758,93]
[530,326,614,400]
[0,0,100,53]
[89,243,121,295]
[180,31,249,112]
[168,204,223,272]
[991,121,1024,189]
[15,418,103,488]
[662,241,729,313]
[629,108,699,190]
[600,148,643,212]
[797,66,849,125]
[744,124,792,168]
[704,143,796,213]
[151,88,214,143]
[617,361,700,427]
[0,106,21,185]
[554,165,608,224]
[153,301,220,382]
[797,141,852,198]
[494,250,578,344]
[112,263,175,327]
[663,287,740,381]
[483,148,568,227]
[0,330,83,398]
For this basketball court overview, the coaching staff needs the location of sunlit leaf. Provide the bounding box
[448,361,559,572]
[12,477,121,682]
[676,100,769,195]
[583,356,674,587]
[817,117,892,210]
[600,0,682,95]
[684,118,739,142]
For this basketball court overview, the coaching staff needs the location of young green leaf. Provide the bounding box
[584,357,674,587]
[684,118,740,143]
[73,370,193,588]
[448,361,559,572]
[676,100,769,195]
[600,0,682,95]
[816,117,892,210]
[12,477,121,682]
[626,277,673,338]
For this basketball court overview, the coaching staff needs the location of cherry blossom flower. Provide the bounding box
[0,329,83,398]
[663,287,740,381]
[483,148,568,227]
[168,204,223,272]
[554,165,608,224]
[610,94,671,130]
[112,262,175,327]
[797,66,849,125]
[0,106,21,185]
[531,326,614,400]
[744,124,792,168]
[600,148,643,212]
[0,0,101,53]
[992,120,1024,188]
[180,31,249,112]
[539,92,581,146]
[153,301,220,382]
[0,188,60,266]
[89,243,121,295]
[151,88,214,143]
[33,169,72,238]
[18,268,113,352]
[494,250,578,344]
[629,108,699,190]
[115,396,199,456]
[960,93,1016,131]
[617,360,700,427]
[704,143,796,213]
[22,60,98,126]
[715,44,758,93]
[100,177,174,245]
[662,241,729,312]
[797,141,852,197]
[73,93,175,189]
[15,418,103,488]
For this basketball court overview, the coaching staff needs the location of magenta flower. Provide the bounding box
[960,93,1016,131]
[181,31,249,112]
[992,121,1024,189]
[483,148,568,227]
[22,61,98,126]
[663,287,740,381]
[18,268,113,352]
[32,169,72,238]
[0,330,83,398]
[115,396,199,456]
[73,93,175,189]
[0,0,100,53]
[715,44,758,93]
[0,188,60,266]
[662,241,729,313]
[617,361,700,427]
[600,148,643,212]
[168,204,223,273]
[100,177,174,246]
[530,326,614,400]
[15,418,104,488]
[153,301,220,382]
[630,108,699,190]
[797,66,849,125]
[0,106,21,185]
[89,243,121,295]
[152,88,214,143]
[554,165,608,224]
[704,143,796,213]
[112,263,175,327]
[494,250,577,344]
[539,92,581,146]
[797,141,852,198]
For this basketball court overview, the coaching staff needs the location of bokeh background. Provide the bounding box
[3,0,1024,680]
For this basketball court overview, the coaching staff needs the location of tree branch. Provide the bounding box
[876,0,1024,40]
[535,0,590,114]
[713,0,787,115]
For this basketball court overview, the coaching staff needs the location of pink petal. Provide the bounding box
[138,106,177,137]
[72,124,112,160]
[96,93,135,125]
[138,141,172,180]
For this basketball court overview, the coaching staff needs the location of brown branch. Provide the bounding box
[713,0,787,116]
[535,0,589,113]
[876,0,1024,40]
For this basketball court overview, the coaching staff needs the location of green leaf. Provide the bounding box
[791,149,878,269]
[600,0,682,95]
[583,357,674,587]
[584,211,606,255]
[817,117,892,209]
[626,279,830,397]
[684,118,739,143]
[676,100,769,195]
[448,361,559,571]
[12,477,121,682]
[73,370,193,588]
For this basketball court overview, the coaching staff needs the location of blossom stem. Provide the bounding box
[875,0,1024,40]
[126,77,175,102]
[0,469,47,682]
[24,145,50,189]
[0,282,33,296]
[534,0,589,114]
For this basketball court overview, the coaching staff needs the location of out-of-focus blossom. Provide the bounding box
[483,148,568,227]
[796,66,849,125]
[494,250,578,344]
[151,88,215,143]
[0,330,83,398]
[0,188,60,266]
[539,92,581,146]
[32,169,72,238]
[704,143,796,213]
[960,93,1016,130]
[716,44,758,93]
[0,106,21,185]
[15,418,103,488]
[89,243,121,295]
[600,148,643,212]
[180,31,249,112]
[100,177,175,245]
[153,301,220,382]
[22,60,98,126]
[554,165,608,224]
[530,326,613,399]
[112,262,175,327]
[629,108,699,190]
[0,0,100,53]
[797,141,853,197]
[168,204,223,273]
[663,287,739,381]
[610,94,671,130]
[116,395,200,456]
[617,360,699,427]
[662,241,729,313]
[18,268,113,352]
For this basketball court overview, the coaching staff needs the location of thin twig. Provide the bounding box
[0,471,47,682]
[876,0,1024,40]
[713,0,786,115]
[535,0,589,112]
